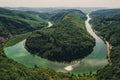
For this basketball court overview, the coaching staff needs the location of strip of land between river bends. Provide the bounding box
[105,41,112,65]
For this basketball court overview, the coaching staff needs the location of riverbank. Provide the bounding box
[105,41,112,65]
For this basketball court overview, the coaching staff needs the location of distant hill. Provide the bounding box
[6,7,60,13]
[5,7,104,14]
[90,9,120,17]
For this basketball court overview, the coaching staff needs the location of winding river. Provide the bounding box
[4,14,108,74]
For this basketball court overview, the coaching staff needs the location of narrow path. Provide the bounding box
[105,41,112,65]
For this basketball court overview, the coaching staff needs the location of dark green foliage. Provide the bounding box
[50,12,67,22]
[0,8,47,51]
[0,8,46,21]
[50,9,87,22]
[90,9,120,80]
[0,8,97,80]
[37,9,87,24]
[26,11,95,62]
[0,56,82,80]
[90,11,120,46]
[0,56,44,80]
[0,8,47,38]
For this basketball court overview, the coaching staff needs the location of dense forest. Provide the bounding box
[0,8,48,49]
[0,8,48,37]
[26,10,95,62]
[0,8,96,80]
[0,7,120,80]
[90,9,120,80]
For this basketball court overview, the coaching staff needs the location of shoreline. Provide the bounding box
[89,21,112,66]
[105,41,112,65]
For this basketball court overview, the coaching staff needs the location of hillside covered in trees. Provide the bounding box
[0,8,48,37]
[0,8,48,49]
[0,8,96,80]
[90,9,120,80]
[26,10,95,62]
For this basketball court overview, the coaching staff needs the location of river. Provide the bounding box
[4,15,108,74]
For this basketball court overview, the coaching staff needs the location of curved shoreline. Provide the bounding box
[88,14,111,66]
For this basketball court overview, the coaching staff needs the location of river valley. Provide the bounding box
[4,14,108,74]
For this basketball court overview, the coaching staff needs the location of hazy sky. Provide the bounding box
[0,0,120,8]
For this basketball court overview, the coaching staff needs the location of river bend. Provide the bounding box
[4,15,108,74]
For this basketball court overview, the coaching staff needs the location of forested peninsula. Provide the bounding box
[26,10,95,62]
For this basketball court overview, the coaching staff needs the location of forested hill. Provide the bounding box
[90,9,120,18]
[26,10,95,62]
[0,8,47,38]
[49,9,87,22]
[90,9,120,80]
[38,9,87,22]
